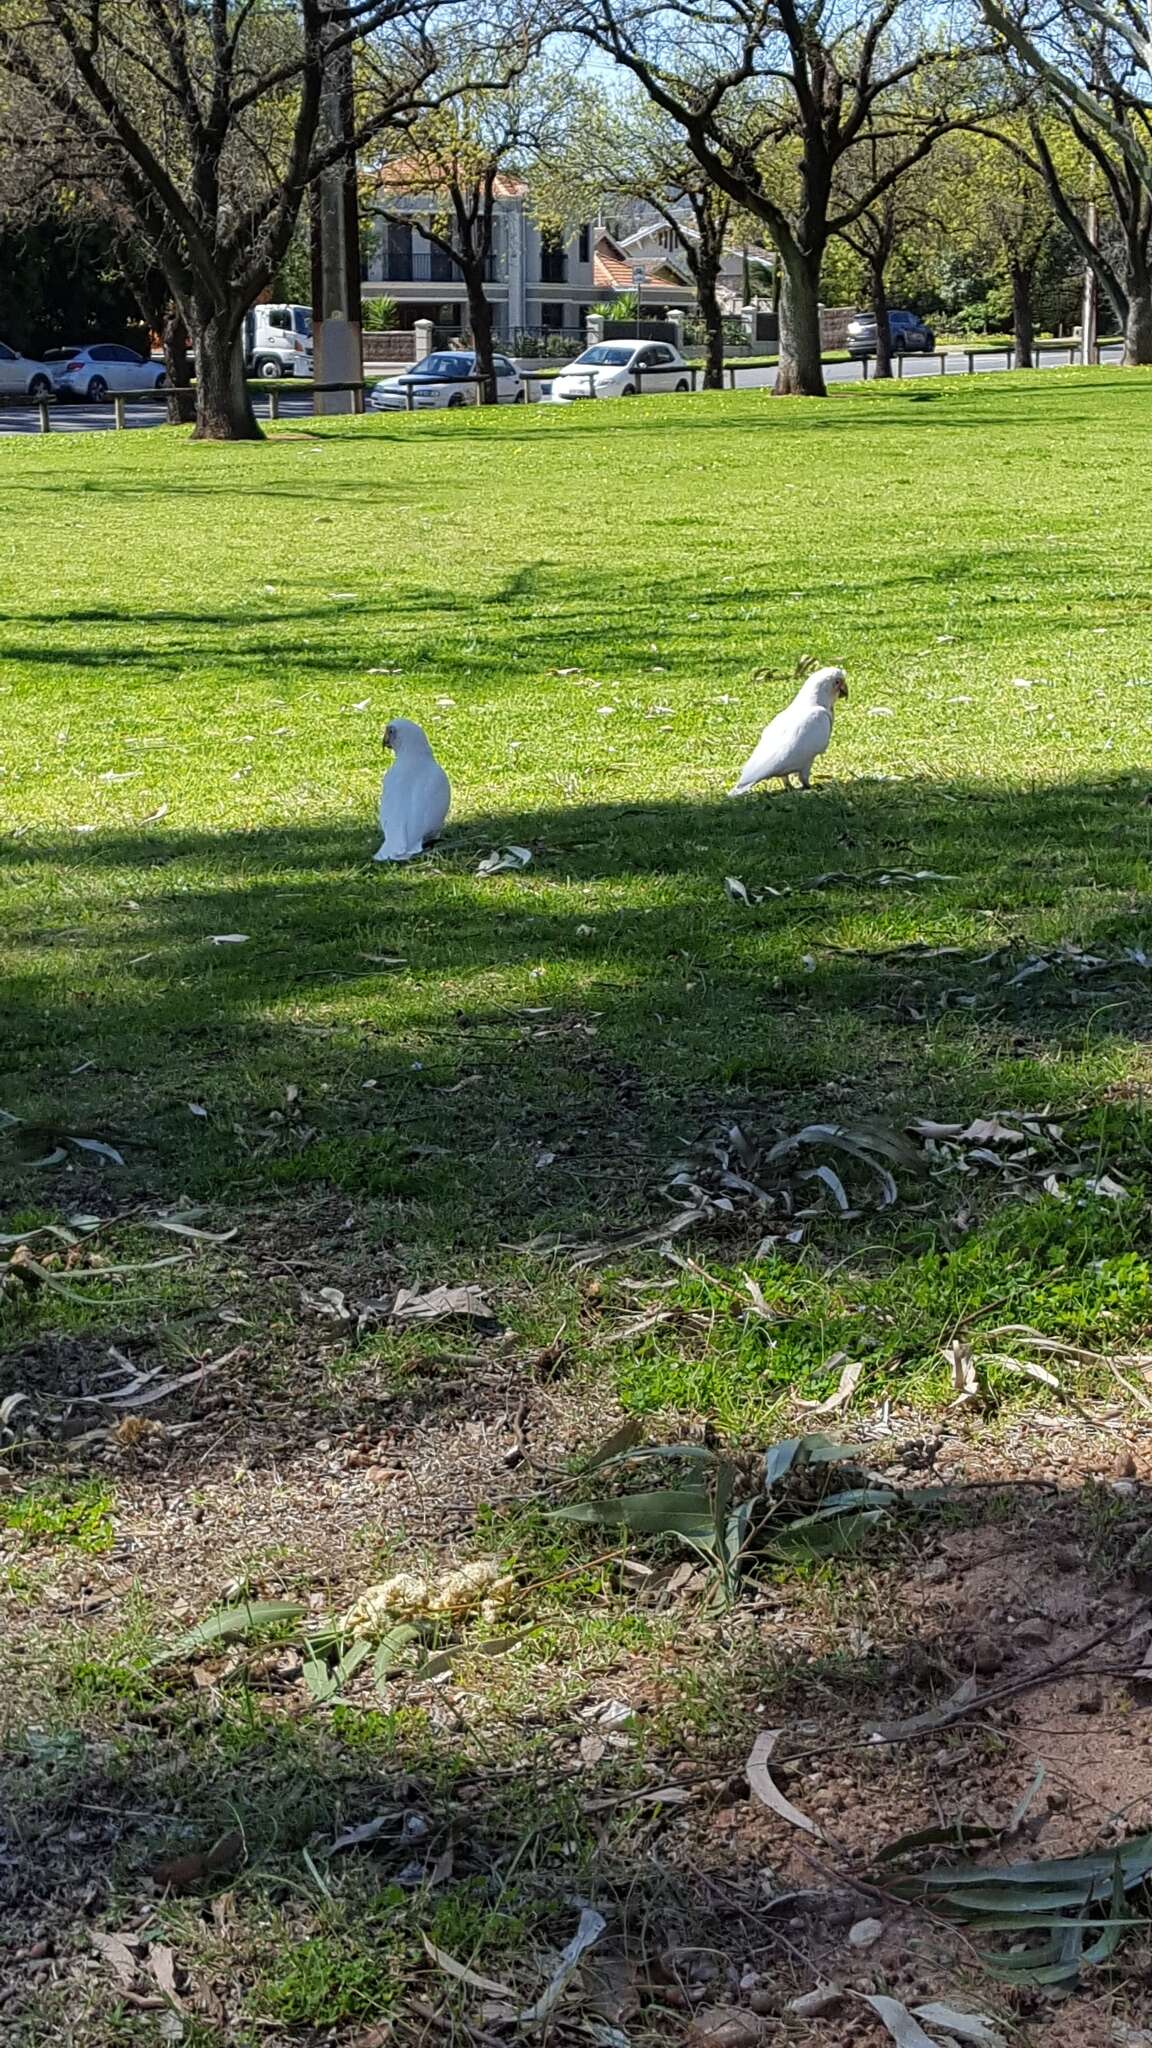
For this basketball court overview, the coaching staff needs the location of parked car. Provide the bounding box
[547,341,693,403]
[847,309,936,358]
[244,304,313,379]
[45,344,167,402]
[369,350,524,411]
[0,340,55,399]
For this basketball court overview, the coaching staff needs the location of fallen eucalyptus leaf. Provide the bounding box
[209,933,250,944]
[804,1162,850,1210]
[859,1994,944,2047]
[423,1936,514,1998]
[944,1337,981,1406]
[519,1906,606,2022]
[143,1214,238,1244]
[583,1417,645,1470]
[329,1814,396,1853]
[67,1135,126,1165]
[148,1944,183,2006]
[912,2005,1006,2047]
[795,1355,864,1414]
[90,1930,141,1988]
[163,1600,305,1661]
[746,1728,823,1838]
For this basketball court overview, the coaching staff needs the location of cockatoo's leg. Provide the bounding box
[799,766,812,789]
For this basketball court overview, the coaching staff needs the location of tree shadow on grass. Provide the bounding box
[5,771,1152,1198]
[3,769,1152,1486]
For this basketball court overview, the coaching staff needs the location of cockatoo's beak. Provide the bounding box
[383,724,395,751]
[837,678,849,700]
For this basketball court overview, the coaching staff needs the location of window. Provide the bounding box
[428,239,457,283]
[0,343,15,361]
[539,232,567,284]
[267,308,290,330]
[540,301,566,330]
[386,221,413,280]
[578,225,590,264]
[493,357,514,377]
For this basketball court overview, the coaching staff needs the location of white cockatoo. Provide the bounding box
[374,718,451,862]
[728,665,848,796]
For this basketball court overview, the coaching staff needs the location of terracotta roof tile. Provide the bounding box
[592,233,685,290]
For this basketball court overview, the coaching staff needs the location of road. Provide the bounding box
[0,343,1126,433]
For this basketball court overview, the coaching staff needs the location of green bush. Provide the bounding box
[362,295,398,331]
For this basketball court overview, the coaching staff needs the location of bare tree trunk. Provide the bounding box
[1125,282,1152,364]
[870,257,892,379]
[192,308,261,441]
[1010,262,1034,369]
[696,259,726,389]
[163,306,195,425]
[465,274,497,404]
[775,246,826,397]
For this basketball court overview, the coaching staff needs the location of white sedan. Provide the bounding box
[0,340,55,399]
[45,344,167,402]
[370,349,524,411]
[547,341,693,403]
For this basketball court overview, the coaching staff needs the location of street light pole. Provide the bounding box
[1080,194,1099,367]
[310,2,363,414]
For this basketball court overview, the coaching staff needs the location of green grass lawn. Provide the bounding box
[6,368,1152,2041]
[6,370,1152,1377]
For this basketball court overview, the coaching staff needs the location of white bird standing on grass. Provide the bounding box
[728,665,849,796]
[374,718,451,862]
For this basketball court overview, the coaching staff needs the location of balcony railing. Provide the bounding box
[374,251,500,284]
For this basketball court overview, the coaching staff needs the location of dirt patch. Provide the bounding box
[6,1393,1152,2044]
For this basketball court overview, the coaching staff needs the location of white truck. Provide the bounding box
[244,304,314,378]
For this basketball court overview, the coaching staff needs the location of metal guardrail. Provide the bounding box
[18,377,369,431]
[859,340,1102,378]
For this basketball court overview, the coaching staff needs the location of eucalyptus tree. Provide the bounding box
[575,0,987,394]
[0,1,496,437]
[980,0,1152,358]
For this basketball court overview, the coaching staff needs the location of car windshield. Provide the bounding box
[570,345,633,367]
[293,308,313,337]
[412,353,472,377]
[43,348,83,361]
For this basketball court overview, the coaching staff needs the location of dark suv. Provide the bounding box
[846,309,936,358]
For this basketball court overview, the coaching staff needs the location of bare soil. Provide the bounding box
[5,1327,1152,2047]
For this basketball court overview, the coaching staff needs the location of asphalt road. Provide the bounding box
[0,343,1126,433]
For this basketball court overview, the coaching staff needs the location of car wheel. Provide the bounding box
[447,393,466,408]
[621,382,636,397]
[29,375,52,399]
[255,357,282,380]
[675,379,689,392]
[923,332,935,351]
[513,387,526,403]
[86,375,108,402]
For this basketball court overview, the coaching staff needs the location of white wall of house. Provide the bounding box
[363,192,595,337]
